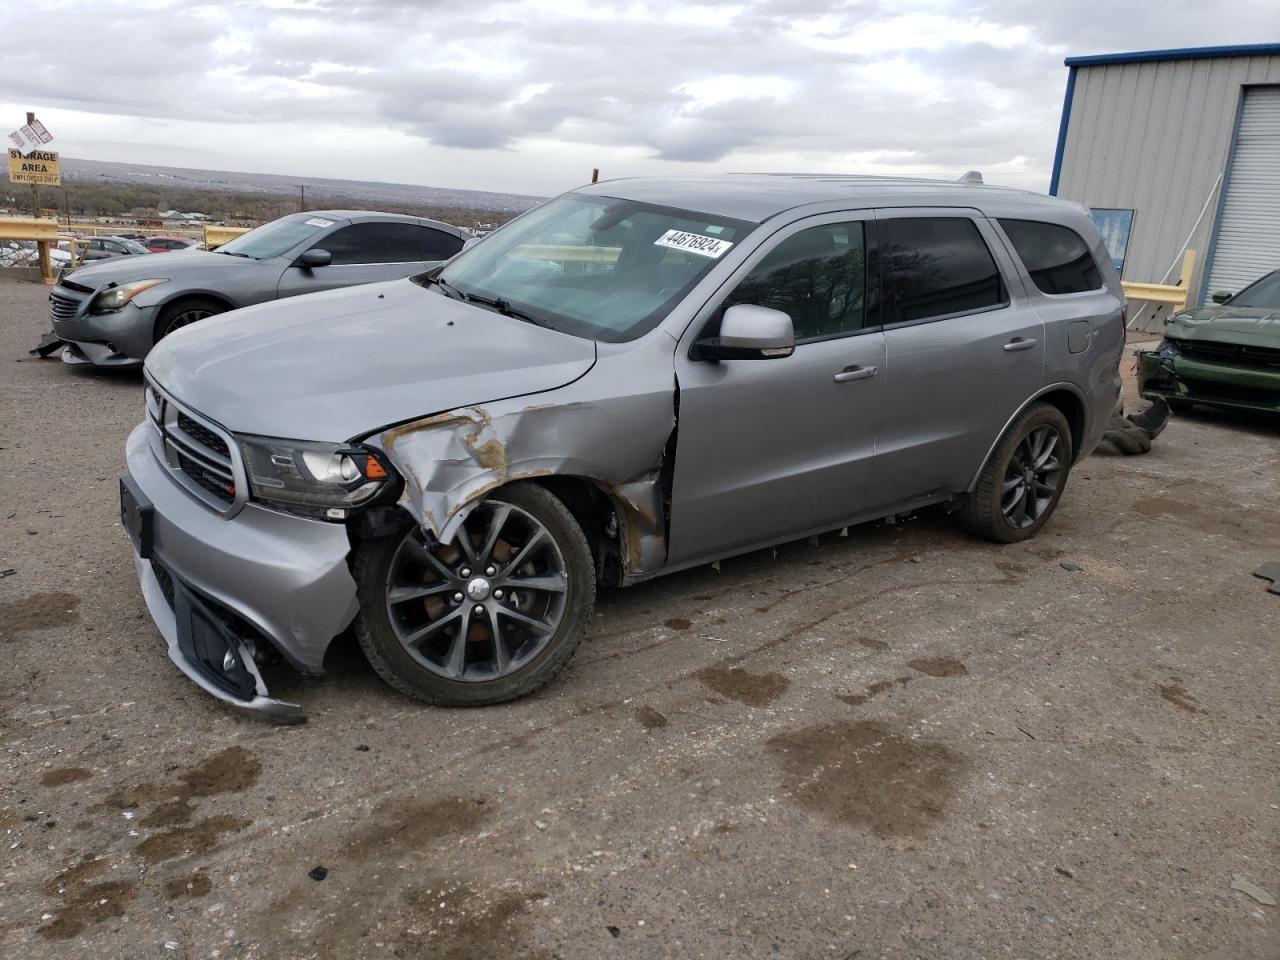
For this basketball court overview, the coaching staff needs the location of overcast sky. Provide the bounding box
[2,0,1277,197]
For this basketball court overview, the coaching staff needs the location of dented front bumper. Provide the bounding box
[124,423,360,721]
[1138,350,1280,414]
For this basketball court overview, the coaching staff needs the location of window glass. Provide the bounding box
[420,226,463,261]
[217,218,328,259]
[723,222,866,339]
[999,219,1102,294]
[883,217,1005,325]
[320,222,430,264]
[1227,269,1280,308]
[436,194,752,342]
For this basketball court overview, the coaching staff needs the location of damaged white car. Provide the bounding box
[122,175,1124,720]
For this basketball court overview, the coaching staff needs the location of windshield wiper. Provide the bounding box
[462,292,550,327]
[217,250,253,258]
[422,274,465,301]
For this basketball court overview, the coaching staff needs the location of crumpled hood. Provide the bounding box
[1167,306,1280,347]
[145,279,597,441]
[67,249,232,287]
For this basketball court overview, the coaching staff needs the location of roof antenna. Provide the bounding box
[958,170,984,184]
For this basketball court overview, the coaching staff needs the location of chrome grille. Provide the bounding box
[49,290,82,323]
[144,378,246,515]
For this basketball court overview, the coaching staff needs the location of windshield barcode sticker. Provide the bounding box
[304,217,334,228]
[654,230,734,259]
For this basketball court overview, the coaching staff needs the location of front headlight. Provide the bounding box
[89,279,168,313]
[237,435,396,519]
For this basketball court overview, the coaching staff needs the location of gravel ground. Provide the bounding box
[1,276,1277,959]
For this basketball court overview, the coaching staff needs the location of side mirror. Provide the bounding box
[1211,290,1232,304]
[298,248,332,269]
[695,304,795,361]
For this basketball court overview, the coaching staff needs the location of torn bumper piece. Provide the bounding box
[134,554,304,723]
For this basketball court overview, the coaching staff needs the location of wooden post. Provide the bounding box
[591,168,599,184]
[37,239,53,285]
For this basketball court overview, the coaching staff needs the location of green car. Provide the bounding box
[1139,268,1280,415]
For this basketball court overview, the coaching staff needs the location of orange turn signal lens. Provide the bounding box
[365,456,388,480]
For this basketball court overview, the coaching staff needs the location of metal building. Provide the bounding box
[1050,43,1280,330]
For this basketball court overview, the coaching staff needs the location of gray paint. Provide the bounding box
[51,210,465,367]
[125,176,1124,716]
[1055,53,1280,330]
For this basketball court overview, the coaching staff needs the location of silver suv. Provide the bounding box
[120,175,1124,720]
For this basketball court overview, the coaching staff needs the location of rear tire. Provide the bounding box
[957,402,1073,544]
[154,297,225,342]
[353,483,595,706]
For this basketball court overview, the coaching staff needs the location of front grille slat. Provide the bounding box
[1173,337,1280,370]
[143,377,243,514]
[176,412,231,459]
[49,291,81,323]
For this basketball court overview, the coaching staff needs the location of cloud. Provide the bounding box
[1,0,1277,194]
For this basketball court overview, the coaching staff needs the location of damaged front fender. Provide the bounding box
[373,365,677,582]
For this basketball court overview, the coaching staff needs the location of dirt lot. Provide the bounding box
[1,276,1277,959]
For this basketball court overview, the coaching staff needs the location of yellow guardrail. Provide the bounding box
[0,216,61,284]
[204,225,250,248]
[1122,249,1196,312]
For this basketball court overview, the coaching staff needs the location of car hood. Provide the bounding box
[67,249,240,286]
[1166,305,1280,347]
[145,279,597,441]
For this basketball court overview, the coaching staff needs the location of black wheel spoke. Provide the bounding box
[503,573,566,594]
[479,504,513,564]
[388,581,455,604]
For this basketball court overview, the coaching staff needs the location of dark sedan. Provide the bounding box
[50,210,466,368]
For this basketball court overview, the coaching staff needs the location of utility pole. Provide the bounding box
[27,112,39,219]
[298,184,305,213]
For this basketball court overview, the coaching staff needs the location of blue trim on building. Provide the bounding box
[1048,67,1077,197]
[1065,43,1280,68]
[1199,88,1250,306]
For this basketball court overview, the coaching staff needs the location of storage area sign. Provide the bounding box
[8,148,61,186]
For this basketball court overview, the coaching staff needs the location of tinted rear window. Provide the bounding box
[882,217,1005,325]
[999,219,1102,294]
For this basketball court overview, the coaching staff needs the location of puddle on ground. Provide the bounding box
[696,665,789,707]
[39,857,135,941]
[134,815,252,864]
[1157,679,1202,714]
[345,796,491,861]
[767,719,971,838]
[1133,496,1276,542]
[163,872,213,899]
[907,657,968,678]
[839,676,911,706]
[634,706,669,730]
[0,592,81,639]
[97,745,261,828]
[40,767,92,787]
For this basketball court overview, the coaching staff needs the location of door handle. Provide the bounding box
[833,365,878,383]
[1003,337,1038,352]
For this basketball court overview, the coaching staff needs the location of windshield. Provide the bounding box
[1228,269,1280,309]
[433,194,754,342]
[215,216,334,260]
[123,239,152,255]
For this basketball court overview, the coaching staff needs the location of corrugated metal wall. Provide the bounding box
[1055,54,1280,331]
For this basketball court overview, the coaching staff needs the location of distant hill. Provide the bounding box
[59,158,545,215]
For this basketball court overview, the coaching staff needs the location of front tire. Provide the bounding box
[154,297,225,342]
[957,402,1073,544]
[353,483,596,706]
